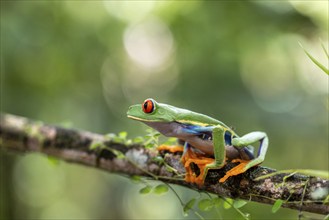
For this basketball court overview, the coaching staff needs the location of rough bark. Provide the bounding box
[0,113,328,215]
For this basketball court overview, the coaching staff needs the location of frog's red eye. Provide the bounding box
[142,99,155,114]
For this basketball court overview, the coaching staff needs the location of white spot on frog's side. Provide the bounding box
[125,149,148,168]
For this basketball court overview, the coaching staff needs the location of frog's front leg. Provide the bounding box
[219,131,268,182]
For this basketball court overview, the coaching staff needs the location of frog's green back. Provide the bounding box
[160,103,230,128]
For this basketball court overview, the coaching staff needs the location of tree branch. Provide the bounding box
[0,113,328,215]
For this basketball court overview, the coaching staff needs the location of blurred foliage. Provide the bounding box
[1,1,328,219]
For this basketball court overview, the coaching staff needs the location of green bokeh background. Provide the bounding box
[1,1,328,219]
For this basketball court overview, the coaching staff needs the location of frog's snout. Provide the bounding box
[126,107,132,116]
[127,105,137,117]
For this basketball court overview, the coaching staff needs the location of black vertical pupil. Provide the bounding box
[144,102,149,110]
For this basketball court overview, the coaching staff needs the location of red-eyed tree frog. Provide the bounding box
[127,98,269,185]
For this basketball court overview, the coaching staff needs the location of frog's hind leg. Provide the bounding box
[219,131,268,182]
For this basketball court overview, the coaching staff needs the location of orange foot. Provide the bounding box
[181,148,215,186]
[157,145,184,153]
[219,159,250,182]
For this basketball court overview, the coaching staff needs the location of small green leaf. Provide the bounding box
[213,197,221,207]
[152,156,164,164]
[283,172,297,182]
[272,199,283,213]
[163,137,177,145]
[130,175,141,183]
[223,198,233,209]
[139,186,152,194]
[165,165,177,173]
[233,200,247,209]
[119,131,128,139]
[145,128,160,137]
[324,195,329,204]
[153,133,161,138]
[133,136,144,143]
[89,141,102,150]
[104,133,116,141]
[110,148,125,159]
[198,199,213,211]
[145,143,154,149]
[112,137,123,143]
[183,198,196,213]
[47,156,59,166]
[153,184,169,195]
[144,134,153,140]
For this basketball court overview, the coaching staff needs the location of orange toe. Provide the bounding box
[219,160,249,183]
[184,158,214,168]
[231,159,249,163]
[157,145,184,153]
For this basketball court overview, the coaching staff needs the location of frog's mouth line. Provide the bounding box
[127,115,155,122]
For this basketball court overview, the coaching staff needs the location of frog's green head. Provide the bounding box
[127,98,177,122]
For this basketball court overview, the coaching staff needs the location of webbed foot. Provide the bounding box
[219,159,250,182]
[181,148,215,185]
[184,157,215,185]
